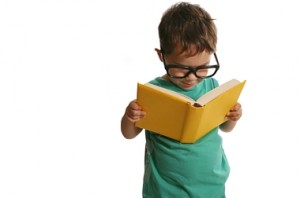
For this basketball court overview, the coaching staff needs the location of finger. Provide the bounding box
[233,103,242,111]
[227,111,241,121]
[127,109,146,119]
[131,101,143,110]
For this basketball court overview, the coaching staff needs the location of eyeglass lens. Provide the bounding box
[167,67,217,78]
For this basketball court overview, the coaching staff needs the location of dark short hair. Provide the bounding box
[158,2,217,55]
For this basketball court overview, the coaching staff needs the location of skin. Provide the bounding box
[121,47,242,139]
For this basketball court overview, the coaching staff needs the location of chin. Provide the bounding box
[181,84,196,90]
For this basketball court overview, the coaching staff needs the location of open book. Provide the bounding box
[135,79,246,143]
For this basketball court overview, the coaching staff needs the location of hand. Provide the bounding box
[124,100,146,123]
[226,103,242,121]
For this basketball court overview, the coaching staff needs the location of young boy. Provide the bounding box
[121,2,242,197]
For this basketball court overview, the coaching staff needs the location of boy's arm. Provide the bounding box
[121,100,145,139]
[219,103,242,132]
[219,120,237,132]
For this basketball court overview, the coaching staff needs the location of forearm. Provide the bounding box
[219,120,237,132]
[121,114,143,139]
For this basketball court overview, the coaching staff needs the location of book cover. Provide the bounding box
[135,79,246,143]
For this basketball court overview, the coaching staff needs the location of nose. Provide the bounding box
[185,71,198,80]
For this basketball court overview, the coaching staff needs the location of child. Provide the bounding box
[121,2,242,197]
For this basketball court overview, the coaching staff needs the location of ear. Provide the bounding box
[155,48,163,62]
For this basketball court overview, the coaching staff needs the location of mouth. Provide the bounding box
[182,81,195,89]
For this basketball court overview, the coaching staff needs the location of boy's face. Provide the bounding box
[157,47,213,90]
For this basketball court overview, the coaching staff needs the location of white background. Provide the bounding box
[1,0,300,197]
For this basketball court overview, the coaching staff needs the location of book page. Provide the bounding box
[196,79,241,106]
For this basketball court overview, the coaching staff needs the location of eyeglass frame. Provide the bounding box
[162,52,220,79]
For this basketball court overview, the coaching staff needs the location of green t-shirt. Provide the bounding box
[142,77,230,198]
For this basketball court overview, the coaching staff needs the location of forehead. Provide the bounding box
[169,46,211,63]
[171,44,210,58]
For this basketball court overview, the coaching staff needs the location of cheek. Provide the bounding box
[196,78,203,83]
[169,78,186,88]
[169,78,181,85]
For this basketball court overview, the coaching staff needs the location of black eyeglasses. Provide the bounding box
[162,53,220,79]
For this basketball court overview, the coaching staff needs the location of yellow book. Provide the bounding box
[135,79,246,143]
